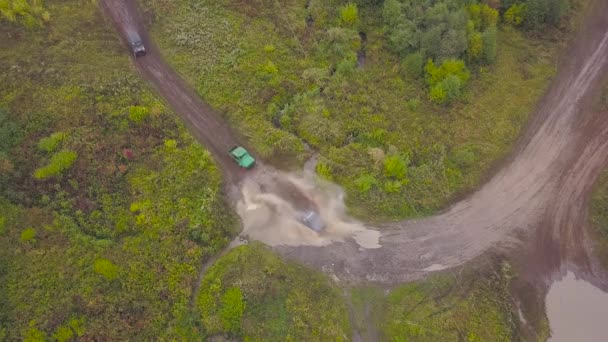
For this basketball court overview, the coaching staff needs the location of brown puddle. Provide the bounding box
[546,272,608,341]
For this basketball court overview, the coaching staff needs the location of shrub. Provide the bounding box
[94,258,119,280]
[33,150,77,179]
[384,155,408,180]
[23,325,46,342]
[128,106,150,124]
[52,326,74,342]
[20,227,36,242]
[340,3,358,26]
[220,287,245,334]
[430,84,447,104]
[355,174,377,193]
[0,0,50,28]
[37,132,67,152]
[164,139,177,149]
[384,180,403,193]
[315,162,333,180]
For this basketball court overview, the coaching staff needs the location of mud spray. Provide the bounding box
[236,167,380,249]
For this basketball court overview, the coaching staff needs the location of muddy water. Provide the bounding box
[546,272,608,342]
[237,168,381,249]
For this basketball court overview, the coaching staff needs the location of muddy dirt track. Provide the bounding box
[101,0,608,286]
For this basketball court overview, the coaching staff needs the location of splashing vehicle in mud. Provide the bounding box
[300,210,325,232]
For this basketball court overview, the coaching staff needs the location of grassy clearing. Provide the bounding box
[0,0,236,339]
[142,0,565,220]
[347,260,518,341]
[195,242,351,341]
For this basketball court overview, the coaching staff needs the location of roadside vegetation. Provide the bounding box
[142,0,580,219]
[348,258,519,341]
[195,243,351,341]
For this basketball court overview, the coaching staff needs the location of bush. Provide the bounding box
[482,27,498,64]
[383,155,408,180]
[37,132,67,152]
[504,3,526,26]
[20,228,36,242]
[0,0,50,28]
[93,258,119,280]
[355,174,377,193]
[128,106,150,124]
[340,3,359,26]
[315,161,333,180]
[402,52,424,79]
[52,326,73,342]
[425,59,469,104]
[467,31,483,62]
[220,287,245,334]
[431,75,463,105]
[33,150,77,180]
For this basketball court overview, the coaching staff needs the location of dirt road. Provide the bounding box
[101,0,608,285]
[100,0,250,184]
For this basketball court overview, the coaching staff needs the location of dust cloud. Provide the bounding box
[236,168,381,249]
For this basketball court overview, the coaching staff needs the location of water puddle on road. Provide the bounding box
[546,271,608,342]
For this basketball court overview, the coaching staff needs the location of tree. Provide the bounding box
[504,3,526,26]
[388,20,419,56]
[382,0,402,28]
[467,31,483,62]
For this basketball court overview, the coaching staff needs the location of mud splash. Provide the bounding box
[546,271,608,342]
[236,168,380,249]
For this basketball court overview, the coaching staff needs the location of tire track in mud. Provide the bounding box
[100,0,608,286]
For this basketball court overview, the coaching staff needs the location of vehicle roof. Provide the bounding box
[239,154,255,168]
[231,146,248,158]
[126,30,142,42]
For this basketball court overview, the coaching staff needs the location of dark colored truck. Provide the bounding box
[126,31,146,57]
